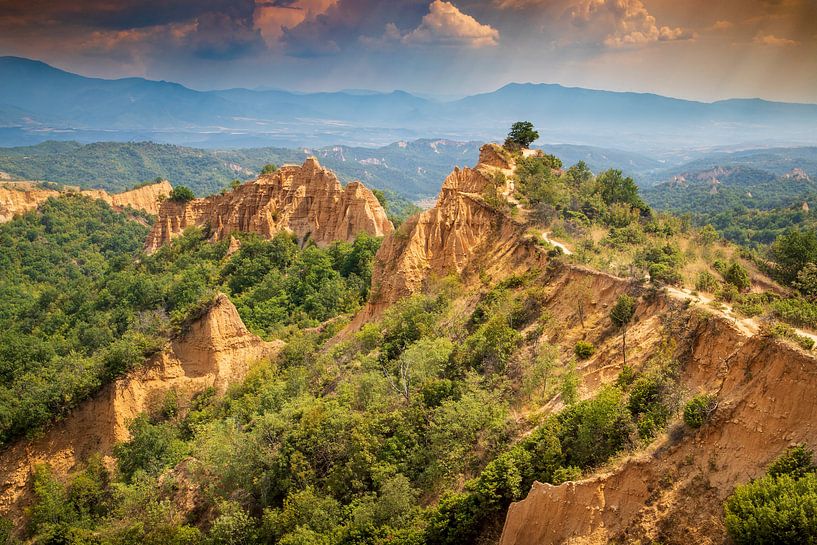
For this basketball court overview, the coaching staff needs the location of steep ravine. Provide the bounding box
[356,143,543,322]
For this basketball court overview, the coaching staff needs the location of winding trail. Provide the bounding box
[542,232,573,255]
[542,231,817,347]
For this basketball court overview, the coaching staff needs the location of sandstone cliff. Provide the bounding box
[0,180,171,222]
[144,158,393,252]
[359,144,541,320]
[0,294,281,525]
[499,310,817,545]
[0,183,59,223]
[82,180,173,215]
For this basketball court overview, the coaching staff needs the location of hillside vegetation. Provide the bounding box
[0,197,379,447]
[3,132,817,545]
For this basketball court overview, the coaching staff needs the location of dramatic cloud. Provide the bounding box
[753,32,799,46]
[253,0,336,45]
[571,0,694,47]
[279,0,428,57]
[0,0,258,30]
[402,1,499,47]
[0,0,815,101]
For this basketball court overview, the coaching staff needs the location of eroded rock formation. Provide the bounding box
[359,144,542,319]
[0,180,171,222]
[0,294,281,525]
[144,158,393,252]
[82,180,172,215]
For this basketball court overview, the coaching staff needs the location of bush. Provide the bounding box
[725,447,817,545]
[771,298,817,329]
[261,164,278,175]
[768,445,817,480]
[765,321,816,351]
[114,415,188,482]
[683,393,717,429]
[723,262,751,292]
[649,262,682,286]
[695,270,719,293]
[168,186,195,202]
[574,341,595,360]
[558,387,634,468]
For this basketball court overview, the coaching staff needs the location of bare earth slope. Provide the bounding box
[144,157,393,253]
[500,310,817,545]
[0,180,171,222]
[0,294,281,525]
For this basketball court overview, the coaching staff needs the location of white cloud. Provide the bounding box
[753,32,798,46]
[571,0,694,47]
[402,1,499,47]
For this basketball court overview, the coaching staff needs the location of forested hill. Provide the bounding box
[0,140,479,200]
[642,164,817,246]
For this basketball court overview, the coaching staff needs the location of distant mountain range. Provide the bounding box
[2,56,817,151]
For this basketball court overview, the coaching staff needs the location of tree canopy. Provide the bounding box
[504,121,539,150]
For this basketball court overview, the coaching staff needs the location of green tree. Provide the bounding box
[504,121,539,150]
[372,189,387,209]
[610,294,637,365]
[169,186,195,202]
[261,164,278,175]
[723,261,751,292]
[597,169,648,213]
[770,229,817,285]
[114,415,188,482]
[794,263,817,298]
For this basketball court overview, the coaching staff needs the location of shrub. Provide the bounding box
[695,270,719,293]
[574,341,595,360]
[114,415,188,482]
[765,321,816,350]
[725,448,817,545]
[168,186,195,202]
[552,466,582,484]
[768,445,817,480]
[649,262,682,286]
[683,393,717,429]
[771,298,817,329]
[723,262,751,292]
[558,386,634,468]
[261,164,278,175]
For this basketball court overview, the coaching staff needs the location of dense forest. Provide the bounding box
[0,196,379,446]
[642,165,817,246]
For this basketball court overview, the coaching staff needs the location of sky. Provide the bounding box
[0,0,815,103]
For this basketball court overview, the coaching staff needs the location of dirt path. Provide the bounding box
[541,232,817,346]
[664,285,817,346]
[542,232,573,255]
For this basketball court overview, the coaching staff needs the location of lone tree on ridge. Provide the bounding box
[505,121,539,150]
